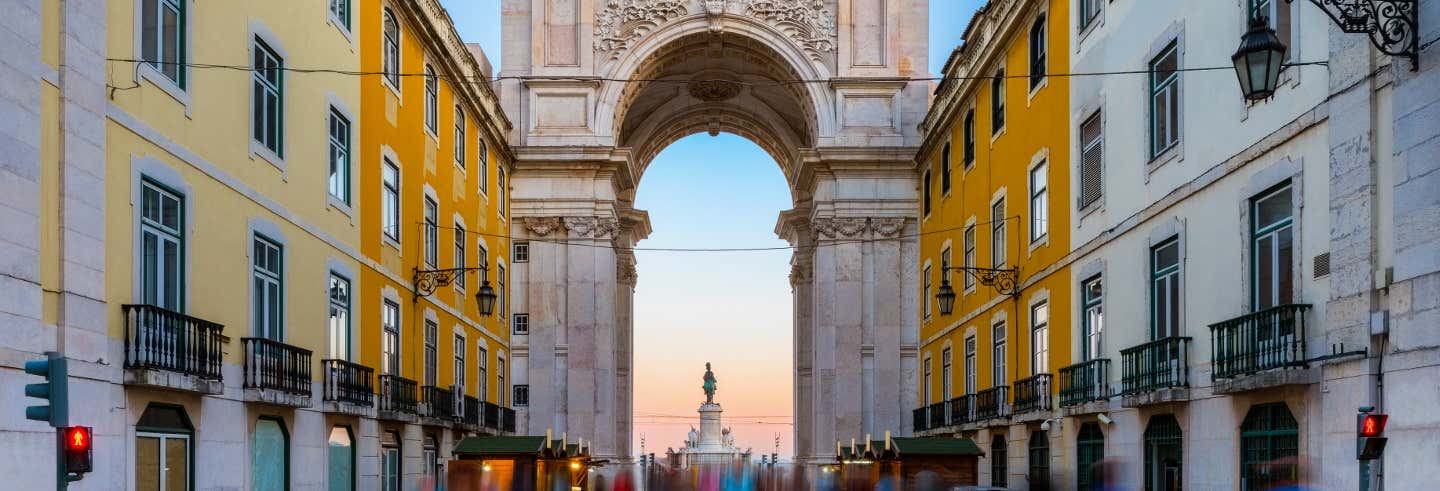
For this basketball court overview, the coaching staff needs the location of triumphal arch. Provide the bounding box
[498,0,928,464]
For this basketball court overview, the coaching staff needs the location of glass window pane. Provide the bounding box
[251,420,287,491]
[165,437,189,491]
[328,427,354,491]
[161,7,179,81]
[136,436,161,491]
[1255,187,1293,229]
[1277,227,1294,304]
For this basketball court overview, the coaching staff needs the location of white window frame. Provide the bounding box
[423,197,438,268]
[992,320,1007,386]
[328,272,351,360]
[424,65,438,135]
[328,107,352,207]
[381,300,400,375]
[1031,301,1049,374]
[382,158,400,243]
[251,234,284,340]
[991,197,1007,268]
[423,319,438,386]
[454,105,466,169]
[381,9,401,92]
[1030,160,1048,243]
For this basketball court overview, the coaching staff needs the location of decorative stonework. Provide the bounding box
[562,216,599,237]
[745,0,837,61]
[871,217,905,238]
[594,0,836,63]
[812,217,908,239]
[595,0,690,61]
[688,79,742,101]
[523,216,564,236]
[789,255,812,286]
[618,256,639,284]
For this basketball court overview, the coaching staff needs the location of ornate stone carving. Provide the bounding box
[562,216,599,237]
[745,0,837,61]
[870,217,905,238]
[523,217,564,237]
[810,217,868,239]
[595,0,690,61]
[789,256,812,286]
[618,255,639,284]
[595,217,621,238]
[688,79,742,102]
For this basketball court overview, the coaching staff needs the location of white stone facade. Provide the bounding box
[499,0,929,465]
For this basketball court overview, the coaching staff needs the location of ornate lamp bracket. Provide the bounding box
[412,266,487,300]
[1287,0,1419,70]
[947,266,1021,297]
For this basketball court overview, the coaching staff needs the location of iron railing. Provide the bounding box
[501,406,516,433]
[421,385,456,420]
[379,375,418,415]
[1121,336,1192,394]
[1210,304,1311,380]
[975,386,1010,421]
[929,402,947,428]
[322,359,374,406]
[483,401,502,430]
[462,395,480,426]
[948,394,977,426]
[912,407,929,432]
[1059,359,1110,407]
[242,337,312,395]
[1012,374,1052,414]
[122,304,224,380]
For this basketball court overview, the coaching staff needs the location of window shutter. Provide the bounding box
[1079,113,1103,209]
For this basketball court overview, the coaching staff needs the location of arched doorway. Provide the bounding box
[501,1,928,464]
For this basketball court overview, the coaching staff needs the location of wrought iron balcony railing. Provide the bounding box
[483,401,502,430]
[1211,304,1311,380]
[912,407,929,432]
[975,386,1010,420]
[1059,359,1110,407]
[1012,374,1052,414]
[379,375,418,415]
[242,337,313,395]
[322,359,374,406]
[421,385,456,420]
[122,304,225,380]
[928,402,946,428]
[1121,337,1192,394]
[949,394,977,426]
[501,406,516,433]
[462,395,480,425]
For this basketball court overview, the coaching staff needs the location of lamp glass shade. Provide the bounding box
[936,282,957,315]
[1232,17,1288,101]
[476,281,497,316]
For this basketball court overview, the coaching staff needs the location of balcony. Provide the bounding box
[322,359,374,415]
[501,406,516,433]
[1058,359,1110,412]
[483,401,503,431]
[949,394,977,426]
[461,395,481,429]
[975,386,1009,422]
[1012,374,1052,418]
[242,337,313,406]
[121,304,225,394]
[420,385,456,425]
[1211,304,1318,393]
[1120,336,1191,407]
[378,375,419,421]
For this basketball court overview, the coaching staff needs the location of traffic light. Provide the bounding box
[24,351,68,428]
[63,426,93,474]
[1356,410,1388,460]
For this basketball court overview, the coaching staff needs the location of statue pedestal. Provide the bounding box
[668,402,750,468]
[697,403,724,451]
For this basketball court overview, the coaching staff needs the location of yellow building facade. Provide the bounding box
[914,0,1072,485]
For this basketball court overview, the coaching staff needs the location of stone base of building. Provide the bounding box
[1121,387,1190,408]
[1213,367,1318,394]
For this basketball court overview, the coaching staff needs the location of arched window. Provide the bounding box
[1240,403,1299,490]
[1029,14,1047,88]
[1077,423,1105,490]
[136,404,193,491]
[1144,414,1183,491]
[251,417,289,491]
[328,426,355,491]
[991,434,1008,487]
[382,9,400,88]
[1028,430,1050,491]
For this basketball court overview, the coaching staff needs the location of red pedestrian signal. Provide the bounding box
[1358,414,1387,437]
[62,426,93,474]
[66,426,89,450]
[1356,411,1388,460]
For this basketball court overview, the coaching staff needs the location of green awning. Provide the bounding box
[452,436,547,456]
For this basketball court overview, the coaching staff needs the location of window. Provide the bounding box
[382,160,400,242]
[922,265,932,318]
[1082,276,1104,360]
[478,137,489,194]
[1030,15,1047,89]
[329,0,350,30]
[1031,302,1049,374]
[1079,111,1104,209]
[454,106,466,168]
[1252,184,1294,310]
[423,435,438,479]
[252,236,283,340]
[922,170,933,216]
[941,348,953,400]
[498,264,507,317]
[1240,403,1298,491]
[1030,162,1048,242]
[424,66,438,133]
[941,247,952,288]
[1077,423,1105,491]
[328,274,351,359]
[963,225,976,290]
[1144,414,1183,491]
[328,109,351,205]
[423,320,437,386]
[963,109,975,167]
[1249,0,1292,61]
[497,167,507,217]
[497,358,507,406]
[940,142,952,193]
[964,337,976,394]
[453,334,466,392]
[513,313,530,335]
[991,435,1008,487]
[381,9,400,89]
[514,242,530,262]
[327,426,354,491]
[922,357,932,403]
[992,199,1007,268]
[992,321,1007,386]
[251,417,288,491]
[1151,239,1182,339]
[478,346,488,402]
[252,38,284,157]
[381,300,399,375]
[1079,0,1102,31]
[478,244,489,275]
[140,0,186,88]
[140,180,184,311]
[380,432,401,491]
[136,404,192,491]
[454,224,466,290]
[423,197,438,267]
[1029,430,1050,491]
[991,69,1006,133]
[514,385,529,407]
[1150,42,1181,158]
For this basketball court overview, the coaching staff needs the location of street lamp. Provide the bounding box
[936,280,957,316]
[413,265,498,316]
[1233,17,1288,101]
[476,280,497,316]
[933,266,1020,315]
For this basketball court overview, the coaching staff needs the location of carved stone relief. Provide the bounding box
[523,216,622,238]
[812,217,909,240]
[523,216,565,236]
[595,0,690,61]
[594,0,837,63]
[745,0,837,61]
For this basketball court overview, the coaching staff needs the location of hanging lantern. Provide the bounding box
[1232,16,1288,101]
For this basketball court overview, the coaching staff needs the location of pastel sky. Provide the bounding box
[440,0,985,459]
